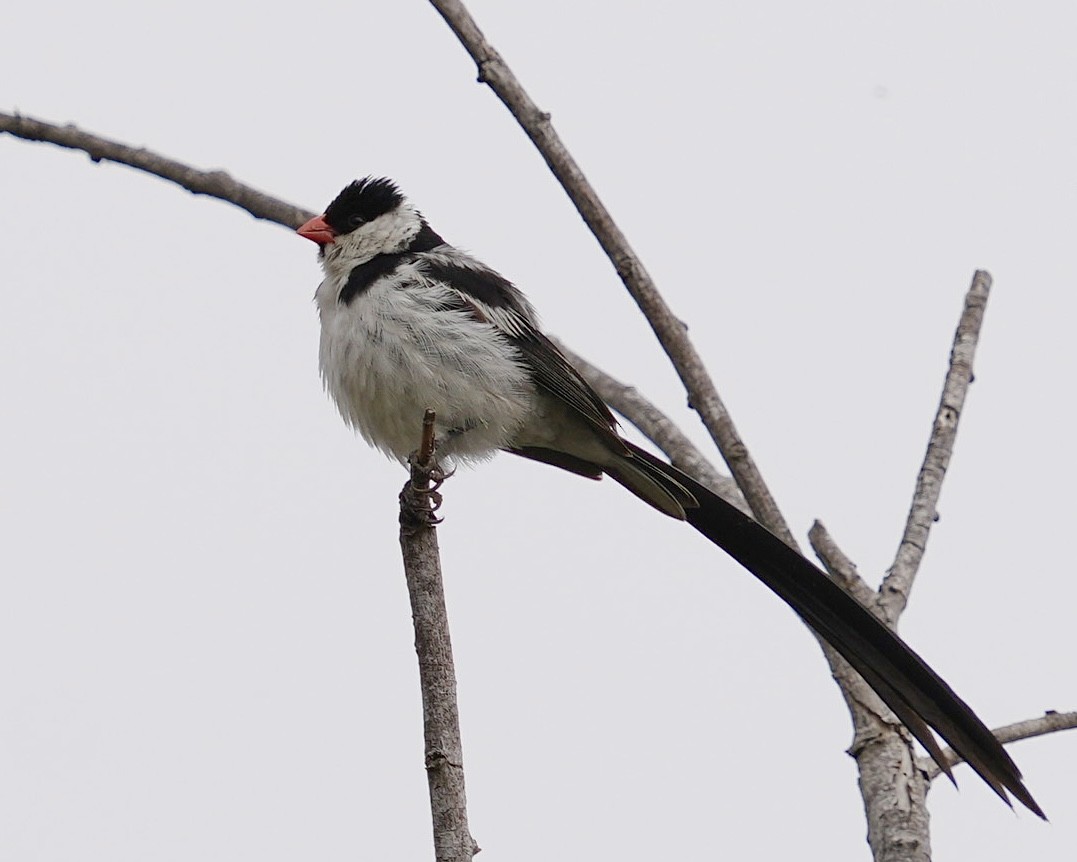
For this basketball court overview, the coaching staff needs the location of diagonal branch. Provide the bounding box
[808,520,877,606]
[922,711,1077,782]
[426,0,796,548]
[0,111,312,229]
[879,271,992,624]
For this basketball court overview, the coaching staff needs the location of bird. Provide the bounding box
[297,176,1043,818]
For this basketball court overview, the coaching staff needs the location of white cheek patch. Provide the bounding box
[320,206,423,284]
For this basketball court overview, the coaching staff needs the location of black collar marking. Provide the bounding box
[339,254,408,305]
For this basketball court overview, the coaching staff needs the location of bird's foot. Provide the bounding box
[400,452,453,531]
[399,485,443,530]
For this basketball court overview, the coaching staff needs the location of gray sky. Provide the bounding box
[2,2,1074,859]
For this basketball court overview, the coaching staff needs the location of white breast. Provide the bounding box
[315,262,536,463]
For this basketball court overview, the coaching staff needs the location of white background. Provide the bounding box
[2,2,1074,859]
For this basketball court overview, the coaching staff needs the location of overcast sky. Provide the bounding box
[2,2,1075,859]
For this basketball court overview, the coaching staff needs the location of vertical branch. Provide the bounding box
[399,411,479,861]
[879,271,992,624]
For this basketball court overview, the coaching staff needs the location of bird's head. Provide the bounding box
[297,177,428,276]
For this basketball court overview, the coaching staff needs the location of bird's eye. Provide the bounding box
[348,214,366,228]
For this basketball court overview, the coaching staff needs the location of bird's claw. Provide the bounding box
[400,452,451,530]
[399,484,444,530]
[428,462,454,491]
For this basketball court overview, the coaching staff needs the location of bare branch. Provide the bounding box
[0,111,312,229]
[399,415,479,861]
[879,271,992,624]
[922,711,1077,782]
[427,0,796,547]
[807,520,876,606]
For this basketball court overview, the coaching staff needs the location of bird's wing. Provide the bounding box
[417,251,620,440]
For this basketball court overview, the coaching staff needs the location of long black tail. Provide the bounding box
[622,441,1044,818]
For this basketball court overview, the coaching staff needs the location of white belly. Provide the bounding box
[316,275,535,463]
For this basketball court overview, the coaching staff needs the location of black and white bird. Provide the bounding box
[298,177,1043,817]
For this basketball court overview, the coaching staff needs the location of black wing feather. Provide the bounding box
[418,252,620,441]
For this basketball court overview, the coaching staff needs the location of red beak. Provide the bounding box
[297,214,337,246]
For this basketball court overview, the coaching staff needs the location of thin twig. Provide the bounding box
[399,412,479,861]
[807,520,876,605]
[879,271,992,624]
[418,408,439,466]
[922,711,1077,781]
[0,111,313,229]
[426,0,796,548]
